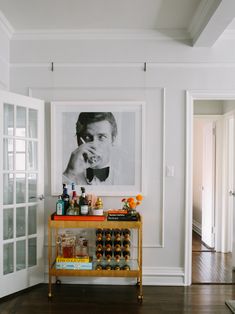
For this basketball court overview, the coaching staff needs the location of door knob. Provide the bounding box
[229,191,235,196]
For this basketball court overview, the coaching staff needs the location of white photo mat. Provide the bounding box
[51,101,146,196]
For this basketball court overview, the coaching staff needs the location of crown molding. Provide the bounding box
[0,10,14,39]
[220,29,235,41]
[188,0,221,43]
[11,28,191,41]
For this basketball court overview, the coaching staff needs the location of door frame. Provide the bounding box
[185,90,235,285]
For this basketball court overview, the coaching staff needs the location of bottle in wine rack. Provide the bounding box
[105,264,112,270]
[123,229,131,240]
[104,229,112,241]
[114,264,121,270]
[114,249,121,262]
[105,250,112,262]
[122,264,130,271]
[96,229,103,241]
[123,239,131,250]
[96,239,103,250]
[95,264,103,270]
[123,249,130,261]
[96,250,103,262]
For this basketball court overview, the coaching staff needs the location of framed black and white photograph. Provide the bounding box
[51,101,146,196]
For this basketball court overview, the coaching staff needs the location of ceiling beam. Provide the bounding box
[189,0,235,47]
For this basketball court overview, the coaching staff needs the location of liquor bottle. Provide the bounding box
[66,200,76,215]
[61,184,70,214]
[79,187,89,215]
[56,196,64,215]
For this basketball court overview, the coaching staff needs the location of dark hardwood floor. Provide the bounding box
[0,283,234,314]
[192,232,235,284]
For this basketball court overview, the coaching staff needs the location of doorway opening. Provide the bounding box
[192,100,235,284]
[185,92,235,285]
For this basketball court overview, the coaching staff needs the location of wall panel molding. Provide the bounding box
[29,86,165,249]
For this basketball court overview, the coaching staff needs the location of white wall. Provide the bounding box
[9,36,235,285]
[0,20,9,90]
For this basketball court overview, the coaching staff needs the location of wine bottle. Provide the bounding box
[123,249,130,261]
[95,264,103,270]
[96,240,103,251]
[123,229,131,239]
[105,250,112,262]
[61,184,70,214]
[96,229,103,241]
[79,187,89,215]
[122,264,130,270]
[96,250,103,262]
[104,229,112,241]
[123,239,131,250]
[114,249,121,262]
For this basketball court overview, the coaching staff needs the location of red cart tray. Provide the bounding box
[52,213,106,221]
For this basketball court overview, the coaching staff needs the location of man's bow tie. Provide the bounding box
[86,167,110,182]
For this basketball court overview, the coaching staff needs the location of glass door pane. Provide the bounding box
[16,106,26,137]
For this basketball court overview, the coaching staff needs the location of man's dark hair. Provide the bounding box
[76,112,117,143]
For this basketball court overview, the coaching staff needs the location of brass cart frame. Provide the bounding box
[48,215,143,302]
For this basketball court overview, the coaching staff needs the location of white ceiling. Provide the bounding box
[0,0,235,46]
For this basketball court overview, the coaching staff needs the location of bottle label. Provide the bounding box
[56,202,64,215]
[80,205,89,215]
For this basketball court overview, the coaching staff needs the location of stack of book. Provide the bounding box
[107,209,139,221]
[56,256,93,270]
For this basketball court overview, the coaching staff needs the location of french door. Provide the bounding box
[0,91,44,298]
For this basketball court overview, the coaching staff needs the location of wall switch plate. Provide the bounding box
[166,165,175,177]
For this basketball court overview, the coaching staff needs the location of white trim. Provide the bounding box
[0,10,14,39]
[29,86,165,248]
[11,28,190,41]
[185,90,235,286]
[193,219,201,236]
[188,0,221,46]
[221,29,235,41]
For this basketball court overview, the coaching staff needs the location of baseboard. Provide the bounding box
[193,219,201,236]
[44,266,185,286]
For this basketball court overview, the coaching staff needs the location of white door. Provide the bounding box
[0,91,44,298]
[201,121,215,248]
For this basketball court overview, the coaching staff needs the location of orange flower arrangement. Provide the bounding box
[122,194,143,211]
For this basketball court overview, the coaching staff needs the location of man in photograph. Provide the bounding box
[63,112,119,185]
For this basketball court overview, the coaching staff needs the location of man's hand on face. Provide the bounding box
[63,142,101,179]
